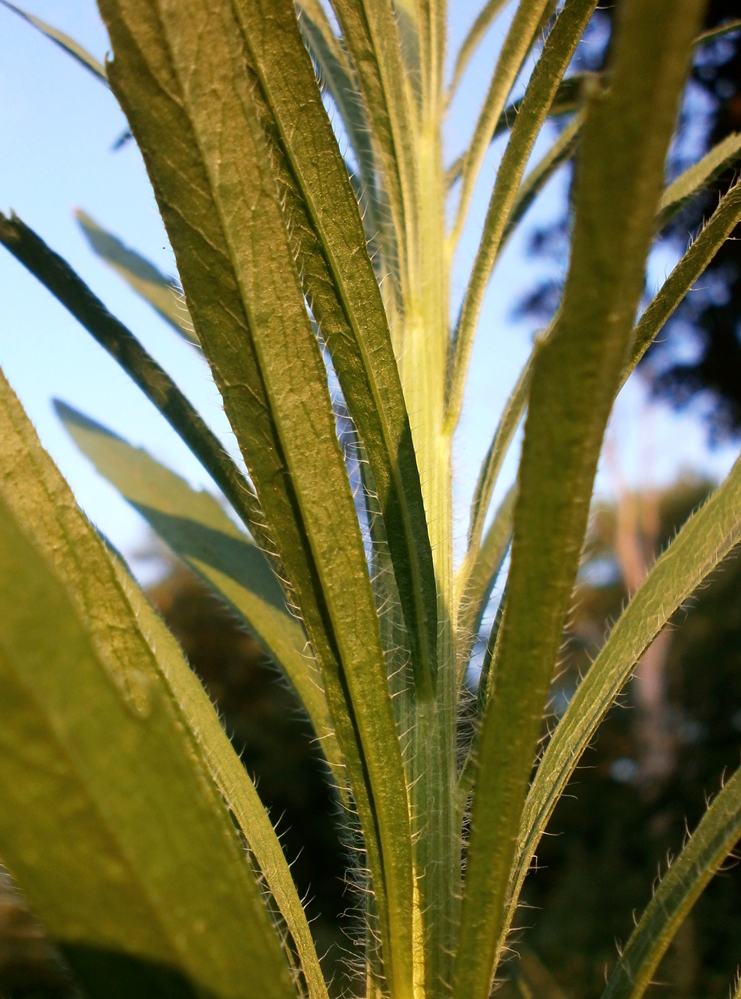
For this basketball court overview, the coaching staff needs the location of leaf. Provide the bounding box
[76,210,199,347]
[107,554,330,999]
[450,0,554,247]
[296,1,378,201]
[656,131,741,231]
[500,109,584,246]
[627,179,741,378]
[447,0,511,103]
[457,484,516,674]
[466,350,534,554]
[0,0,108,85]
[0,212,267,556]
[505,453,741,975]
[0,368,295,999]
[97,4,415,994]
[446,74,591,188]
[331,0,420,292]
[601,764,741,999]
[446,0,595,428]
[453,2,706,996]
[694,17,741,47]
[230,0,437,695]
[55,401,339,782]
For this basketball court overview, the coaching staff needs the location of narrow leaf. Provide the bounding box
[505,454,741,974]
[446,74,591,188]
[331,0,420,291]
[295,0,397,298]
[447,0,511,103]
[0,212,269,556]
[656,131,741,231]
[296,0,378,196]
[601,765,741,999]
[466,351,531,552]
[500,111,583,246]
[0,369,295,999]
[453,2,706,996]
[694,18,741,47]
[450,0,553,247]
[457,484,516,673]
[627,179,741,378]
[446,0,597,430]
[76,210,198,347]
[107,554,330,999]
[0,0,108,85]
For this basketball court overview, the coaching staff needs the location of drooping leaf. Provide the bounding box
[76,210,198,347]
[453,2,706,996]
[0,368,296,999]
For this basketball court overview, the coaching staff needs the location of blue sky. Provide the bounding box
[1,2,737,581]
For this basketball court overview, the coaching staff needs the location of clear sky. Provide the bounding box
[1,2,737,582]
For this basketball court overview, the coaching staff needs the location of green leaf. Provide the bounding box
[465,348,534,554]
[656,131,741,231]
[55,401,339,783]
[446,0,596,430]
[694,17,741,47]
[504,453,741,975]
[76,210,199,347]
[601,764,741,999]
[447,0,511,103]
[296,1,380,216]
[106,554,330,999]
[97,4,415,994]
[230,0,437,695]
[331,0,420,294]
[456,484,516,679]
[450,0,554,247]
[0,369,295,999]
[446,74,591,189]
[500,110,584,246]
[453,2,706,996]
[0,0,108,85]
[0,212,267,556]
[627,179,741,378]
